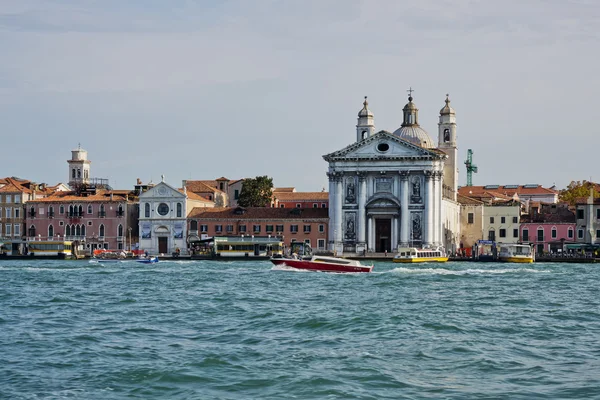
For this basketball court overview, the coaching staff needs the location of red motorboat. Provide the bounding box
[271,254,373,273]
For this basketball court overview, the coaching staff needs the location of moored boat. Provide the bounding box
[497,243,534,263]
[393,247,448,263]
[271,255,373,273]
[136,256,159,264]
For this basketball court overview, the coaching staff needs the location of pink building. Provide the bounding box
[519,203,576,254]
[26,189,138,254]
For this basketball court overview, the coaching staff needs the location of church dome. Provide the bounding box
[392,94,435,148]
[393,125,435,148]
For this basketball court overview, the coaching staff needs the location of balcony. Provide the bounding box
[98,211,106,218]
[116,210,124,217]
[48,211,54,218]
[28,211,36,218]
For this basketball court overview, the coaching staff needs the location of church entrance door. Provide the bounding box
[375,219,391,253]
[158,237,168,254]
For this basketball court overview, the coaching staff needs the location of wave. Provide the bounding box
[385,267,548,275]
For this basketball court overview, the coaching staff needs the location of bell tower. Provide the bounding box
[438,94,458,200]
[356,96,375,142]
[67,144,91,187]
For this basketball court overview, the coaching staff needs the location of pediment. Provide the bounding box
[140,182,185,199]
[366,195,401,208]
[323,131,444,161]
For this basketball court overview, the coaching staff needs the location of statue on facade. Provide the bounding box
[345,217,356,239]
[346,181,356,204]
[412,213,422,241]
[411,176,422,203]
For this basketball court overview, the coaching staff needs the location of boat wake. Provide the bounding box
[386,267,548,275]
[271,264,312,272]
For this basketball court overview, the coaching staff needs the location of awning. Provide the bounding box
[566,243,600,250]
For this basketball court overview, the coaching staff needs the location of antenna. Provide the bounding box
[464,149,478,186]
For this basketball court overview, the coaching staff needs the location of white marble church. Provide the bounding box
[323,92,461,255]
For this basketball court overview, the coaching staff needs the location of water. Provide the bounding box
[1,259,600,399]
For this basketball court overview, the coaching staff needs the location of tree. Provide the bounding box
[559,180,599,206]
[237,176,274,207]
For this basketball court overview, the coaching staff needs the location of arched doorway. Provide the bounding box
[365,195,401,253]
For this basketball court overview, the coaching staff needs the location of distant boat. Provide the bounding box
[393,247,448,263]
[135,256,159,264]
[497,244,534,263]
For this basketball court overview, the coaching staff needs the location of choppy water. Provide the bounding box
[1,259,600,399]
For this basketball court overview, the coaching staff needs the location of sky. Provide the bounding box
[1,0,598,192]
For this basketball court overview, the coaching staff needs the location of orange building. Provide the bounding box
[187,206,329,252]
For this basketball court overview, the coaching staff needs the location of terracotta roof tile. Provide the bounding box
[188,207,329,220]
[185,180,225,194]
[274,192,329,201]
[28,190,129,203]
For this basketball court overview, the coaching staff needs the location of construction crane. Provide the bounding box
[464,149,478,186]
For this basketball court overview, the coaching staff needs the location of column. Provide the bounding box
[335,175,343,245]
[400,171,409,246]
[357,173,367,247]
[327,173,336,251]
[392,216,398,252]
[437,171,444,247]
[432,172,439,247]
[367,215,373,251]
[425,171,434,247]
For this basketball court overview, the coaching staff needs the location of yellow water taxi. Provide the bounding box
[393,247,449,263]
[497,243,535,263]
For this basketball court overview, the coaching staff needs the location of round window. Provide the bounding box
[377,142,390,152]
[157,203,169,216]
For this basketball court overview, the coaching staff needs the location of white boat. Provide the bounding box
[393,247,448,263]
[497,243,534,263]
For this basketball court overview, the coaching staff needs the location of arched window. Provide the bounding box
[88,205,93,214]
[145,203,150,218]
[29,225,36,237]
[551,227,557,239]
[100,204,105,212]
[66,225,71,236]
[59,205,64,214]
[99,224,105,238]
[177,203,182,218]
[69,205,74,215]
[537,228,544,242]
[190,220,198,230]
[76,225,81,236]
[49,206,54,215]
[81,225,86,236]
[118,224,123,237]
[72,169,76,179]
[48,225,54,238]
[78,205,83,215]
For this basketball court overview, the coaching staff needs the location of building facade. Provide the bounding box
[139,180,214,256]
[324,94,460,255]
[575,192,600,245]
[187,206,329,252]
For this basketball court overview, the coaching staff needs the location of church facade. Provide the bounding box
[323,93,461,255]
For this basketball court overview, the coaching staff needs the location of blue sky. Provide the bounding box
[1,0,598,191]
